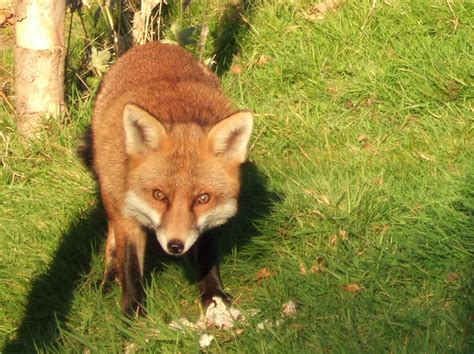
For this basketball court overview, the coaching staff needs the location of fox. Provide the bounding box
[81,42,253,315]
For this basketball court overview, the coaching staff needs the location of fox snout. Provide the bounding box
[155,229,199,256]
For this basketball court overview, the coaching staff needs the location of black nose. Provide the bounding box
[167,240,184,254]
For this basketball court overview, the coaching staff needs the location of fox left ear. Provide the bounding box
[123,104,167,155]
[207,110,254,163]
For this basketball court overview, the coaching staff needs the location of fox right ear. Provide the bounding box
[123,104,167,155]
[207,110,253,163]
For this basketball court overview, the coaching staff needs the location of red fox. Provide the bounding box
[82,42,253,314]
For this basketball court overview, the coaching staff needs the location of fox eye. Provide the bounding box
[153,189,166,201]
[196,193,210,204]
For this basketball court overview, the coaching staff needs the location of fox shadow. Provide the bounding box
[2,207,107,353]
[3,161,276,352]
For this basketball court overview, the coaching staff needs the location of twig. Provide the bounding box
[361,0,377,30]
[157,0,164,40]
[446,0,454,16]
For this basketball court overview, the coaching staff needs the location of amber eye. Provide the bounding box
[153,189,166,201]
[196,193,210,204]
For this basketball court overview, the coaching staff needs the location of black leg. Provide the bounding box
[101,261,118,293]
[193,232,232,307]
[119,242,145,315]
[101,245,118,292]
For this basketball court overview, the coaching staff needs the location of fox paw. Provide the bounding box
[201,289,232,308]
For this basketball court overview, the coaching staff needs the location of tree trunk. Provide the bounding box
[14,0,65,137]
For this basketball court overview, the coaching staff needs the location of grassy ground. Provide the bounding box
[1,0,473,352]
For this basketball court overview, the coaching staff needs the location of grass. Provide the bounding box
[1,0,473,352]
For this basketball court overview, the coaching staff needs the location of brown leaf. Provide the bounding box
[309,257,326,274]
[329,233,339,246]
[257,54,272,66]
[281,301,297,317]
[374,223,390,234]
[256,267,272,280]
[329,230,348,246]
[299,263,307,274]
[231,64,243,75]
[415,151,435,162]
[357,134,369,144]
[362,142,379,153]
[374,176,384,186]
[447,272,460,282]
[304,0,341,21]
[344,100,355,109]
[342,283,363,293]
[304,189,331,206]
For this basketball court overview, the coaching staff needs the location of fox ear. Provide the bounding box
[207,110,253,163]
[123,104,167,155]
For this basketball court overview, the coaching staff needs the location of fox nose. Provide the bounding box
[167,240,184,255]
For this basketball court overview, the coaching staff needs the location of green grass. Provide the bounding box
[1,0,473,352]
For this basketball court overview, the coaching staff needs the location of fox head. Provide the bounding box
[122,104,253,256]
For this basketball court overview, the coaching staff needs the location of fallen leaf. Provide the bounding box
[447,272,460,282]
[124,342,137,354]
[329,233,339,246]
[329,230,348,246]
[344,100,355,109]
[231,64,243,74]
[338,229,348,240]
[256,267,272,280]
[304,0,341,21]
[317,194,331,206]
[310,257,326,274]
[310,264,322,273]
[374,223,390,234]
[257,54,272,66]
[342,283,363,293]
[446,80,460,101]
[357,134,369,144]
[415,151,435,162]
[299,263,307,274]
[374,176,384,186]
[199,334,214,348]
[281,301,297,318]
[362,142,379,153]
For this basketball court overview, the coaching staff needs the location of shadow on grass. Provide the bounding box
[2,207,106,353]
[456,173,474,352]
[212,0,257,76]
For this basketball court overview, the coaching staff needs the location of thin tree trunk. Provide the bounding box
[14,0,65,137]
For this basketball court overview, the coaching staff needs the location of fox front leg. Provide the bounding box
[115,221,147,315]
[102,222,118,290]
[194,233,231,307]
